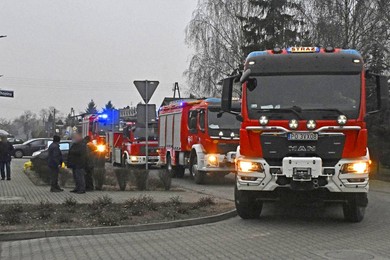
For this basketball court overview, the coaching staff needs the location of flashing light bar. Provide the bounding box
[287,47,320,53]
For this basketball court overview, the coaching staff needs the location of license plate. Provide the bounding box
[288,132,318,141]
[293,168,312,181]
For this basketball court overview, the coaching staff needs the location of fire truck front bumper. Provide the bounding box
[236,156,369,194]
[127,156,159,165]
[198,152,236,173]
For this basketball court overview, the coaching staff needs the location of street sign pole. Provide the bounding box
[133,80,159,172]
[145,80,149,171]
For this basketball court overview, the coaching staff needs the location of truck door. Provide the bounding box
[188,110,198,147]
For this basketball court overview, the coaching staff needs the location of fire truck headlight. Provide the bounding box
[96,145,106,153]
[259,116,269,126]
[130,156,138,162]
[337,115,347,125]
[206,154,219,167]
[341,162,369,174]
[237,160,264,173]
[306,120,316,130]
[289,119,299,130]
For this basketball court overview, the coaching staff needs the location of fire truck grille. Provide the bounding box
[260,134,345,167]
[139,147,159,156]
[217,143,239,155]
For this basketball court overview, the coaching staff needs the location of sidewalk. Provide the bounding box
[0,160,226,205]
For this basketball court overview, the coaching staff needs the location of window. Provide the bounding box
[188,110,198,133]
[199,110,205,131]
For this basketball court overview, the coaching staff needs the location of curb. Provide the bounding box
[0,209,237,241]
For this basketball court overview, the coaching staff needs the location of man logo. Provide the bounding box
[289,146,316,152]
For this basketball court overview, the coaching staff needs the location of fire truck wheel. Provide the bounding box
[191,155,205,184]
[235,184,263,219]
[342,194,367,223]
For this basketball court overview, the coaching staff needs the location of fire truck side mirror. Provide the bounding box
[222,77,234,112]
[376,75,389,111]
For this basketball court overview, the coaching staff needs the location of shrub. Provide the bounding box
[56,213,73,223]
[114,168,131,191]
[197,197,215,208]
[176,206,189,215]
[97,211,119,226]
[158,169,172,191]
[94,167,106,190]
[169,196,182,207]
[125,195,157,216]
[147,177,165,190]
[92,195,113,208]
[132,169,149,191]
[38,201,54,219]
[2,204,23,224]
[63,197,77,207]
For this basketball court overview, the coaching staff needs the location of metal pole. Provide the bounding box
[145,80,149,171]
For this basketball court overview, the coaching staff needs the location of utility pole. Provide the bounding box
[53,108,56,137]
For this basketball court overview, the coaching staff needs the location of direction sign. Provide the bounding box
[0,90,14,98]
[133,80,159,104]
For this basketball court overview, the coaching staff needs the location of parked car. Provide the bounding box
[31,140,73,167]
[12,138,52,158]
[7,137,24,145]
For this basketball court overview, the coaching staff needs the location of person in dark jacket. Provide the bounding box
[0,135,14,180]
[67,133,87,194]
[83,136,95,191]
[47,135,63,192]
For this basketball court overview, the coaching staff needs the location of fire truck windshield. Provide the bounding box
[208,110,241,130]
[133,127,158,141]
[246,74,361,120]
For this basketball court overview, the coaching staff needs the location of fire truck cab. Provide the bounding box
[222,47,389,222]
[111,108,159,168]
[158,98,241,184]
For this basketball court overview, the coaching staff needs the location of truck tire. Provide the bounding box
[191,155,205,184]
[235,184,263,219]
[342,193,367,223]
[166,155,184,178]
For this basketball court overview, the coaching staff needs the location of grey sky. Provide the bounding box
[0,0,197,119]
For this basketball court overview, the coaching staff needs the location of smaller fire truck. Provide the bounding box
[110,107,159,168]
[158,98,241,184]
[81,114,108,154]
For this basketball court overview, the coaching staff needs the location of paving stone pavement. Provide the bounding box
[1,189,390,259]
[0,159,232,204]
[1,160,390,259]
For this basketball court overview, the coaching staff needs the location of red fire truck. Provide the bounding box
[110,107,159,168]
[158,98,241,184]
[221,47,389,222]
[81,114,108,153]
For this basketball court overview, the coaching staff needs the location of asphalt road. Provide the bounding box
[1,160,390,259]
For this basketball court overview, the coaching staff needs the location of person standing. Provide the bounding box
[83,136,95,191]
[0,136,14,180]
[67,133,87,194]
[47,135,64,192]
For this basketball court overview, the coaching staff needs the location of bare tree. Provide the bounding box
[301,0,390,73]
[185,0,253,96]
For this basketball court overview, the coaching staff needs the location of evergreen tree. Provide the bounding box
[239,0,306,55]
[85,99,98,114]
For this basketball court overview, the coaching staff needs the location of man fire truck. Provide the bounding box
[221,47,389,222]
[110,107,159,168]
[158,98,241,184]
